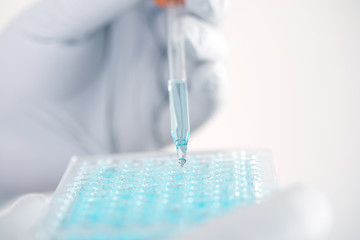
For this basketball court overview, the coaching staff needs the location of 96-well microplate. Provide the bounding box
[39,150,276,240]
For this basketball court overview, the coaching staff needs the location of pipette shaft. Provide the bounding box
[167,3,190,167]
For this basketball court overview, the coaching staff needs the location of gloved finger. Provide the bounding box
[182,16,227,62]
[156,61,227,145]
[152,14,227,62]
[174,186,333,240]
[186,0,229,24]
[14,0,145,41]
[0,194,49,239]
[187,62,227,129]
[154,0,228,24]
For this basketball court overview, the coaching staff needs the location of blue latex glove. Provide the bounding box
[0,0,227,199]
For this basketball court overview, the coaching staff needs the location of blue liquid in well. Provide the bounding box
[41,152,273,240]
[168,80,190,165]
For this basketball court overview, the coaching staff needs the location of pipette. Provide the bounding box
[165,1,190,167]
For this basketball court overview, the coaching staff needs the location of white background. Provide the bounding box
[1,0,359,239]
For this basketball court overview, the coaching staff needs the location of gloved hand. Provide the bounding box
[0,0,227,199]
[0,186,332,240]
[175,186,333,240]
[0,193,50,240]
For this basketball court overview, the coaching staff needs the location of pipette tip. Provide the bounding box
[176,144,187,156]
[176,144,187,167]
[178,158,186,167]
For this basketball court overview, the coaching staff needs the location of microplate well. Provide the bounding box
[39,150,276,240]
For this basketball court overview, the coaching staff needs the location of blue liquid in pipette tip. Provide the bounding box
[168,80,190,167]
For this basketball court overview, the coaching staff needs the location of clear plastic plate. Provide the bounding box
[38,149,277,240]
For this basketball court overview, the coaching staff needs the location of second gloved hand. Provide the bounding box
[0,186,332,240]
[0,0,228,198]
